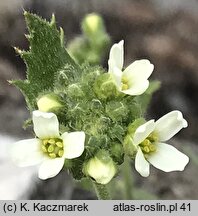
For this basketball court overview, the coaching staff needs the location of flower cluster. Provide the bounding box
[11,39,189,184]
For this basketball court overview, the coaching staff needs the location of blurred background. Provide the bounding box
[0,0,198,199]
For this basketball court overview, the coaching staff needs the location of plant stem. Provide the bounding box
[92,182,111,200]
[122,157,133,199]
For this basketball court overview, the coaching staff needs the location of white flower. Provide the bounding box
[133,110,189,177]
[108,40,154,95]
[11,111,85,180]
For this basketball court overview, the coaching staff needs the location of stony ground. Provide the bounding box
[0,0,198,199]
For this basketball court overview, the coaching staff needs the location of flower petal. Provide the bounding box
[11,138,44,167]
[38,158,64,180]
[135,148,150,177]
[133,120,155,146]
[147,143,189,172]
[155,110,188,142]
[110,66,122,89]
[62,131,85,159]
[108,40,124,72]
[33,110,60,139]
[123,59,154,81]
[122,79,149,95]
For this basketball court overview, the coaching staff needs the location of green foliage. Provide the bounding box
[12,11,79,110]
[68,153,87,180]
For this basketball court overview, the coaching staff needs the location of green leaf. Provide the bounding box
[12,11,79,110]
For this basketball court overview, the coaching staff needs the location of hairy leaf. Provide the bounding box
[12,12,79,110]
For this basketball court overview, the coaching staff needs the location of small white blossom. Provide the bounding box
[108,40,154,95]
[11,111,85,180]
[132,110,189,177]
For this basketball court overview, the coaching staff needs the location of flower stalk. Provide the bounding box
[122,157,134,199]
[92,182,111,200]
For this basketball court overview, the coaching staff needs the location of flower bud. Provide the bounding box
[123,135,137,158]
[94,73,119,100]
[37,93,63,112]
[106,101,129,122]
[82,13,105,37]
[83,150,117,184]
[90,99,103,111]
[110,143,124,165]
[67,83,84,98]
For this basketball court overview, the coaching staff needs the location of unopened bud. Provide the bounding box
[110,143,124,165]
[82,13,104,37]
[67,83,84,98]
[37,93,63,112]
[83,150,117,184]
[94,73,119,100]
[123,135,137,158]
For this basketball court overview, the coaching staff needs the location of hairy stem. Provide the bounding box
[122,157,133,199]
[92,182,111,200]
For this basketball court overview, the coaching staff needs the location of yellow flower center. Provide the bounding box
[121,76,129,90]
[41,138,64,158]
[139,132,158,157]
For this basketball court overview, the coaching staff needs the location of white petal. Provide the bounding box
[135,148,150,177]
[123,59,154,81]
[122,79,149,95]
[155,110,188,142]
[38,158,64,180]
[108,40,124,72]
[133,120,155,146]
[147,143,189,172]
[33,110,60,139]
[110,66,122,89]
[62,131,85,159]
[11,138,44,167]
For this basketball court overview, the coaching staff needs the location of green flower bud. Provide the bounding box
[110,143,124,165]
[123,135,137,158]
[82,13,105,37]
[94,73,119,100]
[37,93,63,112]
[83,150,117,184]
[68,13,110,65]
[106,101,129,122]
[127,118,146,135]
[90,99,103,111]
[67,83,84,98]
